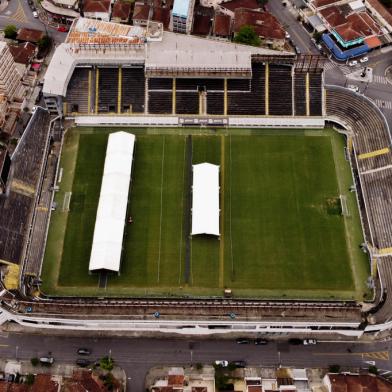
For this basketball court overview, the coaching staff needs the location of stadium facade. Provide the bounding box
[0,17,391,338]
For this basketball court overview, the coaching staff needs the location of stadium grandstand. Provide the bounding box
[1,16,391,337]
[0,108,51,289]
[43,18,325,122]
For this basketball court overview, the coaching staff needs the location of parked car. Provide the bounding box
[230,360,247,368]
[288,338,302,345]
[236,338,250,344]
[77,348,91,355]
[39,357,54,364]
[76,358,91,367]
[295,46,301,54]
[303,339,317,345]
[348,60,358,66]
[214,360,228,367]
[285,32,290,39]
[32,10,38,17]
[57,26,68,32]
[254,338,268,345]
[359,56,369,63]
[347,84,359,92]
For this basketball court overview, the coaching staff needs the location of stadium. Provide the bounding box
[0,17,391,337]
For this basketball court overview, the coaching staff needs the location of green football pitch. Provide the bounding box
[41,127,370,299]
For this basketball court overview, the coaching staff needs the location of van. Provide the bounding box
[39,357,54,364]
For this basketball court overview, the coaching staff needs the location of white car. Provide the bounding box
[359,56,369,63]
[303,339,317,345]
[31,105,37,113]
[32,10,38,18]
[348,60,358,66]
[215,360,229,367]
[285,32,290,39]
[347,85,359,93]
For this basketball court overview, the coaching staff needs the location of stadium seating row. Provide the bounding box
[65,64,324,117]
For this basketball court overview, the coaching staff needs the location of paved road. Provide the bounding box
[268,0,319,55]
[1,332,391,391]
[0,0,66,43]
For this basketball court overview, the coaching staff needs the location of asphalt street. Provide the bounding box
[0,0,66,42]
[0,332,391,391]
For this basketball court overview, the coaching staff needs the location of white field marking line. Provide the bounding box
[229,133,234,280]
[157,136,165,284]
[190,139,194,286]
[178,137,186,285]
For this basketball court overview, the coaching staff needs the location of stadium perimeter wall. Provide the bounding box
[71,116,325,128]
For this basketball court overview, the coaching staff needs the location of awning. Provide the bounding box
[89,132,135,272]
[191,163,220,236]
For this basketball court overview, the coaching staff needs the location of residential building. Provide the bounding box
[41,0,79,26]
[323,373,392,392]
[83,0,112,21]
[152,6,171,29]
[213,12,232,37]
[0,42,24,103]
[172,0,196,33]
[366,0,392,33]
[234,8,286,47]
[8,42,37,66]
[111,0,132,23]
[132,2,151,25]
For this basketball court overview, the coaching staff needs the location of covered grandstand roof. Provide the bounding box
[191,163,220,236]
[43,20,291,97]
[89,132,135,272]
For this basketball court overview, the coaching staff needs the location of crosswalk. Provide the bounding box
[373,75,390,85]
[1,0,28,23]
[374,99,392,110]
[323,61,352,75]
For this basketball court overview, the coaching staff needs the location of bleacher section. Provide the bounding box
[227,79,250,92]
[269,65,292,116]
[374,257,392,323]
[148,92,173,114]
[148,78,173,90]
[121,67,145,113]
[207,93,224,115]
[65,67,90,114]
[176,92,199,114]
[309,72,323,116]
[98,67,119,113]
[326,86,392,254]
[294,71,306,116]
[228,63,265,115]
[0,108,51,265]
[176,79,224,91]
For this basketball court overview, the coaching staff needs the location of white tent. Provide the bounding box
[89,132,135,272]
[191,163,220,236]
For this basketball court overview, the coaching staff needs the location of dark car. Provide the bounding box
[288,338,303,345]
[236,338,250,344]
[230,360,246,368]
[76,358,91,367]
[254,338,268,345]
[77,348,91,355]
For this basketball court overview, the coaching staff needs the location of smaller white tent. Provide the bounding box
[191,163,220,236]
[89,132,135,272]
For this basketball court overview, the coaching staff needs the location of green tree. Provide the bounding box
[30,357,39,367]
[369,365,378,375]
[37,35,52,51]
[4,25,17,40]
[99,356,114,371]
[234,25,261,47]
[329,364,341,373]
[25,374,35,385]
[380,0,392,7]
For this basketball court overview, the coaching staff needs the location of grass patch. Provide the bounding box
[42,127,369,299]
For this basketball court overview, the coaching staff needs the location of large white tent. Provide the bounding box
[191,163,220,236]
[89,132,135,272]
